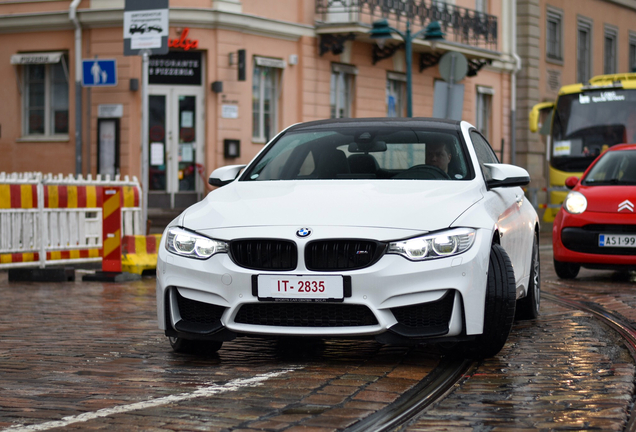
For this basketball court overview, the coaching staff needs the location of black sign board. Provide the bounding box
[149,51,202,85]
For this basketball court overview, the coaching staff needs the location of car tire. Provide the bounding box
[442,243,516,359]
[516,233,540,320]
[169,337,223,354]
[553,259,580,279]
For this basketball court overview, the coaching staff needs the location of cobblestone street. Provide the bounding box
[1,233,635,431]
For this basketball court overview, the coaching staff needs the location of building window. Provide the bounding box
[475,0,487,13]
[330,63,356,118]
[577,18,592,84]
[546,8,563,61]
[23,61,68,136]
[252,56,284,142]
[629,33,636,73]
[386,72,406,118]
[604,26,617,74]
[476,86,494,141]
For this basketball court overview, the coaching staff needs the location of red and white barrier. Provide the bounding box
[0,172,142,270]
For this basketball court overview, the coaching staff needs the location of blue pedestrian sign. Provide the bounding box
[82,59,117,87]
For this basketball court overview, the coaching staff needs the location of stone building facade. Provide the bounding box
[516,0,636,215]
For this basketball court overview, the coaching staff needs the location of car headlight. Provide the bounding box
[388,228,476,261]
[165,227,228,260]
[563,191,587,214]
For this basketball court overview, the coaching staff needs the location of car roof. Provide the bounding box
[287,117,462,132]
[607,143,636,152]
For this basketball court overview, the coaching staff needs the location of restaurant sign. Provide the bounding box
[149,51,202,85]
[168,28,199,51]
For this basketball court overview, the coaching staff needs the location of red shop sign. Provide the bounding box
[169,28,199,51]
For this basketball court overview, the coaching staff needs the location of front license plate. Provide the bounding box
[257,275,344,302]
[599,234,636,248]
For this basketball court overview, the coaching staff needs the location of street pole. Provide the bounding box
[370,19,444,119]
[141,50,149,235]
[405,21,413,118]
[445,54,456,119]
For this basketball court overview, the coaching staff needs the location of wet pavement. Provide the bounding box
[1,229,635,431]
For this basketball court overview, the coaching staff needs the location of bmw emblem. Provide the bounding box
[296,227,312,238]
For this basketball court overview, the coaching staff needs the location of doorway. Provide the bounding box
[147,86,205,209]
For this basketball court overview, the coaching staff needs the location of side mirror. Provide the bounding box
[565,176,579,189]
[484,163,531,189]
[529,101,554,133]
[208,164,246,187]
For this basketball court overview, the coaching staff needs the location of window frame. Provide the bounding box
[546,7,563,63]
[386,72,406,118]
[604,25,618,75]
[475,86,494,142]
[252,56,284,143]
[330,63,357,119]
[629,32,636,73]
[475,0,487,14]
[21,59,69,139]
[577,17,593,84]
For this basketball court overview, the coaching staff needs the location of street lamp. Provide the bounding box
[370,19,445,117]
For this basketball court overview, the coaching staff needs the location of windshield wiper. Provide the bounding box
[585,178,636,185]
[585,178,619,185]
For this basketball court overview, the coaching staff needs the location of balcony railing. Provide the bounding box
[316,0,498,51]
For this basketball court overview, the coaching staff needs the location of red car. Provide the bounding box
[553,143,636,279]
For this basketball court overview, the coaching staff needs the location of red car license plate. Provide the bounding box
[599,234,636,248]
[257,275,344,302]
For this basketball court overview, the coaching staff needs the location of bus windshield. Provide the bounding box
[551,89,636,172]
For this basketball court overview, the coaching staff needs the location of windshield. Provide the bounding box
[550,89,636,172]
[582,150,636,185]
[241,126,473,181]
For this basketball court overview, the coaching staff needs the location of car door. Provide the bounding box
[470,130,526,285]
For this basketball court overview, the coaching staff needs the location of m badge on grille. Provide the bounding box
[618,200,634,212]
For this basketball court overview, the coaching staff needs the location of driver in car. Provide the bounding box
[425,141,452,173]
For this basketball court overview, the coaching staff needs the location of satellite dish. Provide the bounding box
[438,52,468,83]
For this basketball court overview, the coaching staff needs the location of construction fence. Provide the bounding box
[0,172,144,270]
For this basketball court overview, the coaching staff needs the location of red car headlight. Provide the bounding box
[563,191,587,214]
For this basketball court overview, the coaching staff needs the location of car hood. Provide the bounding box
[182,180,483,233]
[577,185,636,213]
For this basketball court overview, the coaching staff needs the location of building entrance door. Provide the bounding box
[148,86,204,209]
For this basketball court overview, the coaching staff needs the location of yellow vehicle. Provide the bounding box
[530,72,636,221]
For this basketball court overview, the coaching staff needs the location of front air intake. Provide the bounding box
[229,239,298,270]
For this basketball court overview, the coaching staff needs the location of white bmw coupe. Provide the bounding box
[157,118,540,358]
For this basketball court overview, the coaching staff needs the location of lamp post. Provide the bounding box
[370,19,444,117]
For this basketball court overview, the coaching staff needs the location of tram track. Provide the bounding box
[345,291,636,432]
[544,291,636,432]
[344,356,477,432]
[544,292,636,359]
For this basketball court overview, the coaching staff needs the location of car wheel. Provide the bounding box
[442,243,516,359]
[553,259,580,279]
[516,233,540,320]
[169,337,223,354]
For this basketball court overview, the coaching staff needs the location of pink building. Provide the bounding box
[0,0,517,211]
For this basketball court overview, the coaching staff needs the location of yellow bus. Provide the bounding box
[530,72,636,221]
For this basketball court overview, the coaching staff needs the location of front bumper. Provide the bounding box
[553,209,636,268]
[156,227,492,343]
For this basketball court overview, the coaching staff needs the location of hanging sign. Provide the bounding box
[123,0,169,56]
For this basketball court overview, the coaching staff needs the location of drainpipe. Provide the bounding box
[70,0,83,175]
[510,0,521,166]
